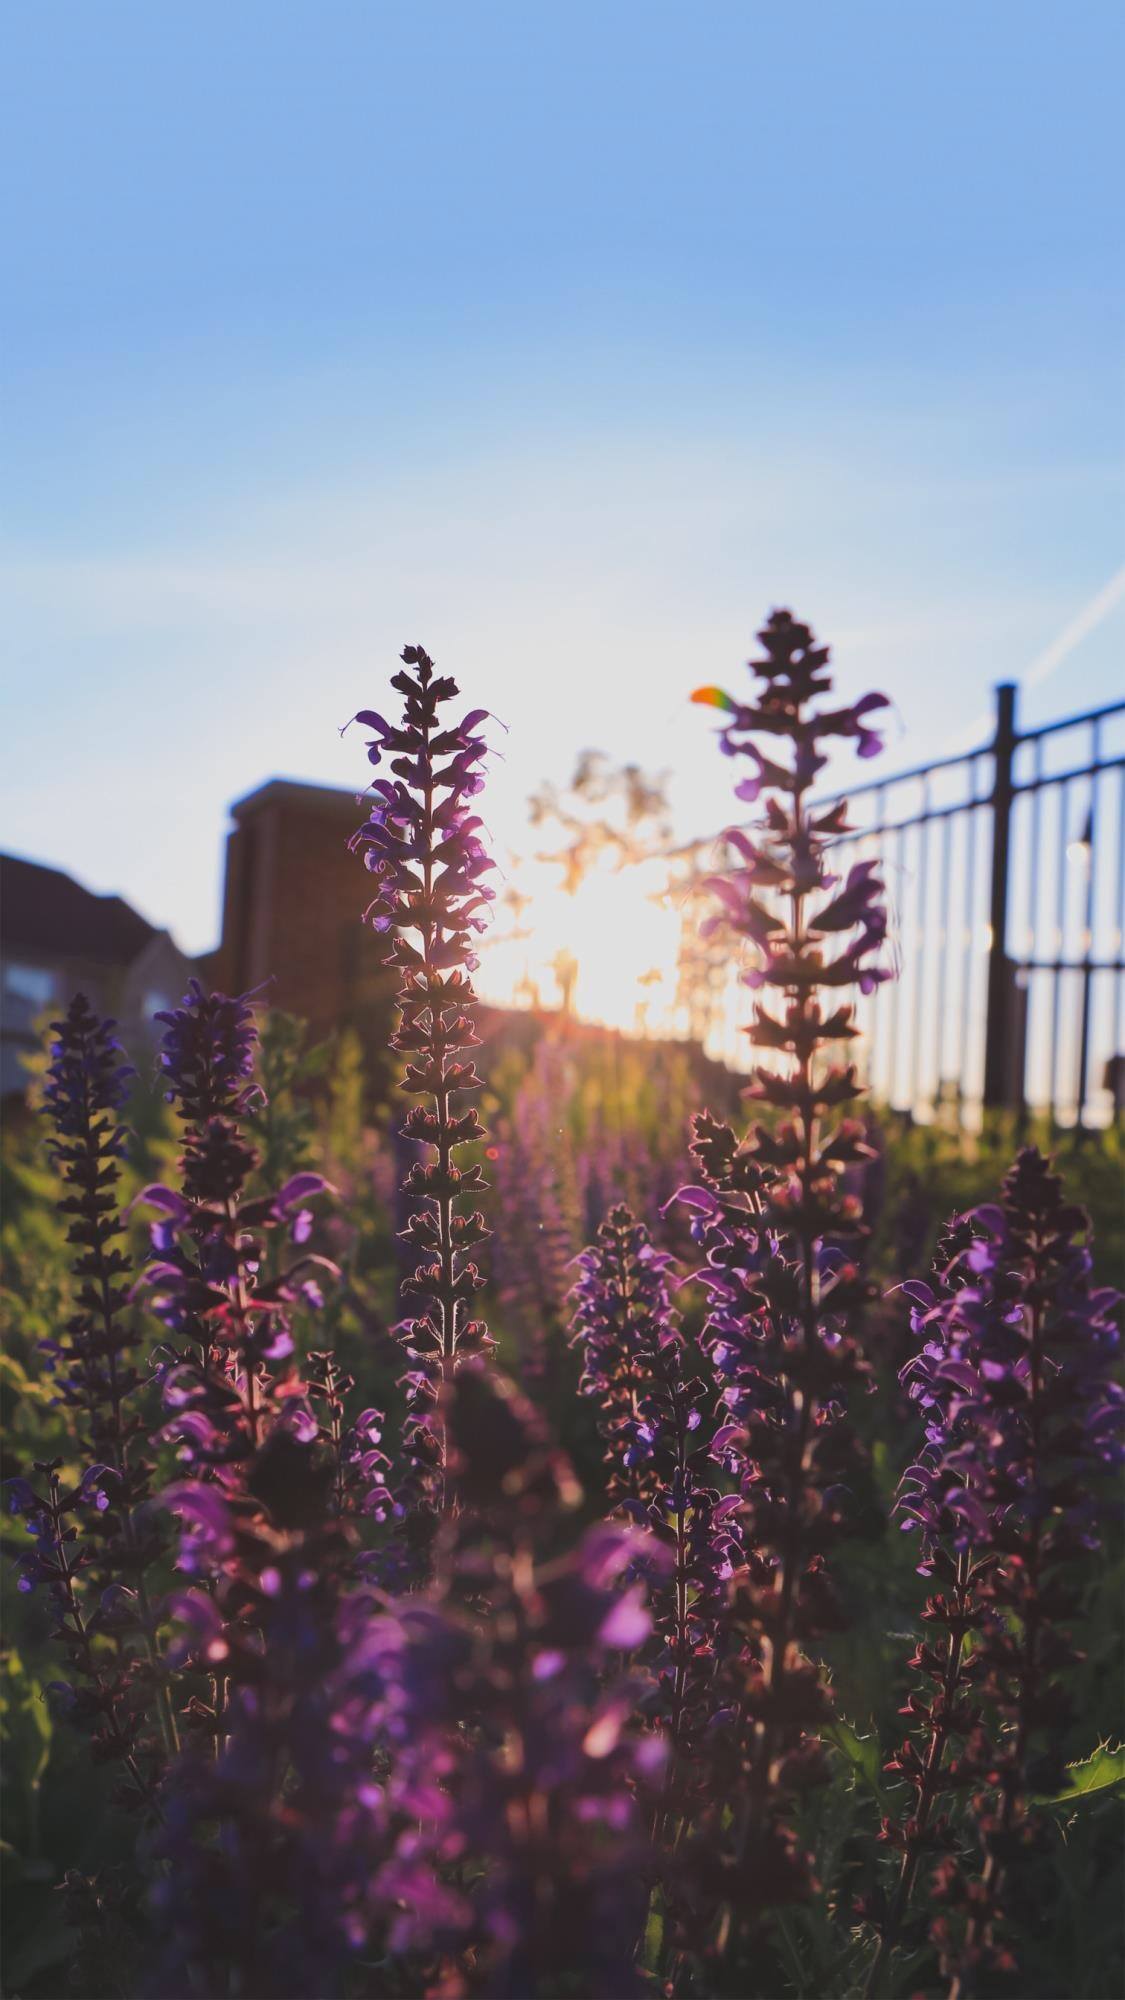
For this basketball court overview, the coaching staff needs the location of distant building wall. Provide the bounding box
[213,780,394,1043]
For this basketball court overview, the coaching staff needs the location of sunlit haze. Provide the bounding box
[3,4,1122,1032]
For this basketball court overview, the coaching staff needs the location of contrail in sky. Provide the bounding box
[1022,560,1125,689]
[937,560,1125,753]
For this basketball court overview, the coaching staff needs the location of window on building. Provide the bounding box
[141,991,177,1027]
[3,962,57,1008]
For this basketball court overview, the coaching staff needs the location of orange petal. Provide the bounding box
[690,685,735,712]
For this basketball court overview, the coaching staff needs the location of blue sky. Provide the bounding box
[2,1,1122,958]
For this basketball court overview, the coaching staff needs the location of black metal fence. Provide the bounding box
[809,685,1125,1128]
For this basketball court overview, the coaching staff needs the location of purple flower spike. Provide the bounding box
[155,979,260,1126]
[139,983,335,1496]
[368,1363,653,1997]
[2,1455,163,1811]
[676,612,888,1956]
[872,1149,1123,1994]
[35,994,173,1799]
[349,643,496,1549]
[569,1203,734,1861]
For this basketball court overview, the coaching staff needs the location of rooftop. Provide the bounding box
[229,777,360,823]
[0,852,161,965]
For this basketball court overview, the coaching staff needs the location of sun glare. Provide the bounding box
[479,849,683,1036]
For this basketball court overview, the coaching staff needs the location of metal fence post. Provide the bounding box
[983,682,1018,1109]
[1075,794,1096,1132]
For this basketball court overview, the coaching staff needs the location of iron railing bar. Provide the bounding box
[958,764,980,1113]
[937,811,954,1110]
[808,724,1124,817]
[868,784,887,1103]
[824,799,994,839]
[887,822,904,1112]
[983,685,1018,1109]
[676,751,1125,866]
[684,708,1124,852]
[1024,739,1043,1115]
[813,747,985,805]
[813,755,1125,841]
[811,698,1125,807]
[811,765,1125,844]
[1015,698,1125,744]
[1016,957,1125,973]
[1049,779,1069,1123]
[1012,753,1125,794]
[1025,735,1043,959]
[909,785,930,1114]
[1076,726,1101,1125]
[1116,766,1125,1075]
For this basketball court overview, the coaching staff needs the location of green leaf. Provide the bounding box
[640,1892,665,1974]
[823,1717,890,1809]
[1,1649,53,1782]
[1035,1742,1125,1809]
[0,1647,54,1861]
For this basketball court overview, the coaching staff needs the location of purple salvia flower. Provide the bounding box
[150,1441,381,1998]
[35,995,178,1778]
[143,994,376,1988]
[918,1151,1122,1998]
[154,978,260,1126]
[348,644,496,1542]
[867,1152,1122,1996]
[569,1203,687,1510]
[675,611,888,1963]
[139,986,335,1477]
[371,1363,654,1997]
[862,1230,991,1997]
[138,985,338,1757]
[306,1350,396,1528]
[568,1204,734,1867]
[4,1457,162,1815]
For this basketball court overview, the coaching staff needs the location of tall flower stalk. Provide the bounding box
[136,983,374,1994]
[150,1438,370,1999]
[36,995,177,1776]
[41,997,144,1497]
[863,1222,989,1996]
[348,643,495,1531]
[679,610,890,1972]
[139,983,334,1749]
[371,1362,656,1998]
[142,984,330,1471]
[569,1202,734,1856]
[7,1457,163,1814]
[880,1150,1123,1998]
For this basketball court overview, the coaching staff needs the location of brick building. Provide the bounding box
[210,778,396,1043]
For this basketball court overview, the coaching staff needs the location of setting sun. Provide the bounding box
[480,848,682,1035]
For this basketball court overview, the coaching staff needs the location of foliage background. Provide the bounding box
[2,1009,1121,1997]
